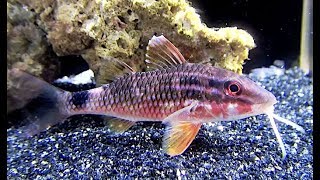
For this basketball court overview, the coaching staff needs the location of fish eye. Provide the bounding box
[229,84,239,92]
[224,81,242,96]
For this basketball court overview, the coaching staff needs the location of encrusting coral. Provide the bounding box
[7,0,255,111]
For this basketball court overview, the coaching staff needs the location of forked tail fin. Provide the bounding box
[8,68,71,137]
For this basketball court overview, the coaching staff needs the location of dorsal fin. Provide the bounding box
[145,35,187,70]
[100,58,135,83]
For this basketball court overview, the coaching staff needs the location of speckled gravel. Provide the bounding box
[7,67,313,179]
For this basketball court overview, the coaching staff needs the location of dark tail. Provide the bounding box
[8,68,71,137]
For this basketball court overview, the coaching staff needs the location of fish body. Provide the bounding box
[8,35,304,157]
[65,63,275,123]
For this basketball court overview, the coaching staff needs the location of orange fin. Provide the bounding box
[146,35,187,70]
[163,122,202,156]
[105,117,136,133]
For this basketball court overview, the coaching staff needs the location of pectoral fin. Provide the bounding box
[162,101,199,123]
[163,122,202,156]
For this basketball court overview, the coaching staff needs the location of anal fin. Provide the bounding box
[163,122,202,156]
[105,117,136,133]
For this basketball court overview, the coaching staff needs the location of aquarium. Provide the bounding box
[7,0,313,179]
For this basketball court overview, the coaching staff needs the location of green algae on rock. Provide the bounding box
[8,0,255,85]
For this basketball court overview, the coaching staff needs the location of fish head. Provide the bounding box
[204,67,277,121]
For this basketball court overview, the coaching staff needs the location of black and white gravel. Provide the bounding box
[7,67,313,179]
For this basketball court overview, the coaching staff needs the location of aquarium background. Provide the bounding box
[56,0,304,77]
[192,0,303,73]
[7,0,313,179]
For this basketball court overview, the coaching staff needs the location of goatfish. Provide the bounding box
[8,35,304,157]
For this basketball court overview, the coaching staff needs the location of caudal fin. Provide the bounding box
[8,68,70,137]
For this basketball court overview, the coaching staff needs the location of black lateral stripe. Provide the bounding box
[188,75,200,85]
[71,91,89,107]
[180,76,186,86]
[186,89,202,99]
[179,75,200,86]
[208,79,223,88]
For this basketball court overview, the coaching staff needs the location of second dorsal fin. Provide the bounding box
[100,58,135,83]
[145,35,187,70]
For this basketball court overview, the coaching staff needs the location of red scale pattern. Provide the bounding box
[66,64,227,121]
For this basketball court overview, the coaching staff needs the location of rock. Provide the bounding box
[10,0,255,85]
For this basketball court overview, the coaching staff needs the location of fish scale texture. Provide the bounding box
[69,64,219,120]
[7,67,313,179]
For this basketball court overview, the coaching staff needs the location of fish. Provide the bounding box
[8,35,304,158]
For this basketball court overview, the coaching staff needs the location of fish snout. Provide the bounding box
[259,90,277,108]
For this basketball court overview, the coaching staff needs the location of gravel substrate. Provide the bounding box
[7,67,313,179]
